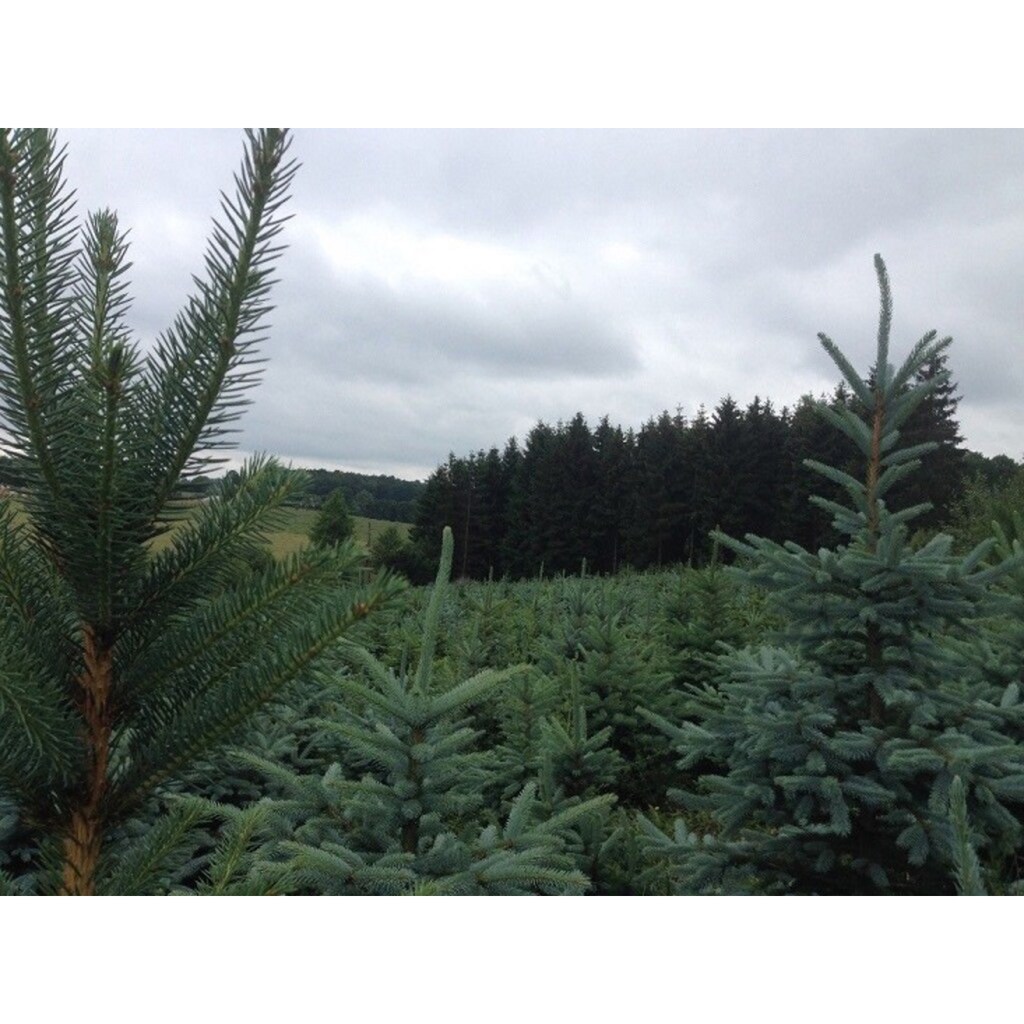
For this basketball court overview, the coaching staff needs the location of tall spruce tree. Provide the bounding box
[896,350,966,530]
[644,255,1024,895]
[0,128,400,895]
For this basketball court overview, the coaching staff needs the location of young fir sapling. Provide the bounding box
[245,528,613,895]
[642,255,1024,895]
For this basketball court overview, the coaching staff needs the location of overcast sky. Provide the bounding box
[58,128,1024,481]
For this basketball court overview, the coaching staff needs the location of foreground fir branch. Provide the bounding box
[0,128,401,895]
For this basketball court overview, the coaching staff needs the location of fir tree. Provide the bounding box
[740,396,789,540]
[631,409,693,567]
[536,578,672,807]
[662,557,750,692]
[534,673,625,893]
[309,488,354,549]
[255,528,610,894]
[0,129,399,895]
[591,416,634,573]
[708,396,749,541]
[879,350,966,532]
[538,671,624,803]
[491,667,561,806]
[645,255,1024,895]
[368,524,409,574]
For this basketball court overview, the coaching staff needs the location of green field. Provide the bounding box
[3,495,410,559]
[148,504,411,558]
[259,507,412,559]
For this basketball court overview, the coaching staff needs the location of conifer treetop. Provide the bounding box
[0,129,402,895]
[653,254,1024,895]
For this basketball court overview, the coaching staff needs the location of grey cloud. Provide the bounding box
[42,129,1024,479]
[273,245,640,386]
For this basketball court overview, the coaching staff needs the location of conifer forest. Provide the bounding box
[4,127,1024,896]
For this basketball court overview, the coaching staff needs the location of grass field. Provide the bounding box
[146,505,412,557]
[259,508,412,559]
[3,495,411,559]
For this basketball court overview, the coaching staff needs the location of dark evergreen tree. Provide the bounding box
[779,389,852,552]
[708,396,749,541]
[543,414,600,574]
[631,409,692,567]
[469,447,510,579]
[501,422,551,577]
[683,406,716,565]
[591,416,634,573]
[409,456,459,581]
[309,488,354,549]
[870,350,966,531]
[741,396,788,539]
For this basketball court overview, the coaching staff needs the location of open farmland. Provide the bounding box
[148,505,411,557]
[1,494,410,559]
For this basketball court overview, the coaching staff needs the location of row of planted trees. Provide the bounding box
[407,354,967,582]
[1,127,1022,894]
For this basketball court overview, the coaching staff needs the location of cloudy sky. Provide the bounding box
[58,128,1024,481]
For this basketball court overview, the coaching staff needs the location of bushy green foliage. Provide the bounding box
[0,129,400,895]
[227,528,612,895]
[520,574,672,807]
[369,523,410,573]
[662,556,760,692]
[948,465,1024,554]
[538,673,624,804]
[309,489,354,549]
[644,256,1024,895]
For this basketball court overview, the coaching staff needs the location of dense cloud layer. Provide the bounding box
[60,128,1024,478]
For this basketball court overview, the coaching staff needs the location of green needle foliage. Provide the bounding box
[247,528,608,894]
[0,128,400,895]
[309,489,354,549]
[538,672,624,804]
[947,775,986,896]
[662,556,754,692]
[644,255,1024,895]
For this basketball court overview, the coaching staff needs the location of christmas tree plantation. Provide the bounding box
[4,128,1022,897]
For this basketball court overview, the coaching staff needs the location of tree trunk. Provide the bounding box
[60,627,112,896]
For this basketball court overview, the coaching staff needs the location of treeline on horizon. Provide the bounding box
[288,467,423,523]
[0,458,425,526]
[407,353,1020,582]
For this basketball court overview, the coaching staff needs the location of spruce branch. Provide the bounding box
[111,575,401,813]
[0,129,77,502]
[141,129,298,506]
